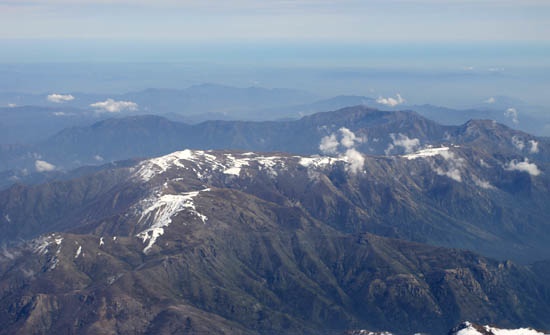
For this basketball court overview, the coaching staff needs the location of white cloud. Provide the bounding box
[339,127,362,148]
[505,158,541,176]
[94,155,104,162]
[511,136,525,151]
[434,166,462,182]
[479,159,491,168]
[318,127,365,173]
[35,160,56,172]
[90,98,138,113]
[345,148,365,174]
[376,93,405,107]
[484,97,496,104]
[7,103,16,108]
[529,140,539,153]
[504,108,519,124]
[472,175,494,189]
[47,93,74,103]
[319,134,339,155]
[434,150,465,182]
[387,133,420,154]
[319,127,364,154]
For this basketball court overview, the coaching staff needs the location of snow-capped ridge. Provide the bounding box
[402,146,451,160]
[135,149,292,182]
[452,321,549,335]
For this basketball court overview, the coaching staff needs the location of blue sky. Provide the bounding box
[1,0,549,42]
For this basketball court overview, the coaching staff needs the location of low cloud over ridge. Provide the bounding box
[35,160,56,172]
[505,158,541,176]
[385,133,420,155]
[319,127,365,173]
[90,99,138,113]
[505,107,519,124]
[47,93,74,103]
[376,93,405,107]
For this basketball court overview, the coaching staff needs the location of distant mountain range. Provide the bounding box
[1,84,549,146]
[1,106,548,187]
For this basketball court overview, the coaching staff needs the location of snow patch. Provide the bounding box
[299,156,344,168]
[223,154,250,176]
[136,188,210,254]
[403,146,464,182]
[455,322,547,335]
[32,234,63,255]
[75,245,82,259]
[403,146,450,160]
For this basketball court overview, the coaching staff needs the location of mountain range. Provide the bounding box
[1,105,548,186]
[0,106,550,334]
[2,84,550,148]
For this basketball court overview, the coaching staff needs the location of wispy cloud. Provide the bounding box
[529,140,539,153]
[90,98,138,113]
[47,93,74,103]
[385,133,420,155]
[484,97,496,104]
[504,107,519,124]
[433,150,465,182]
[472,175,494,189]
[511,136,525,151]
[376,93,405,107]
